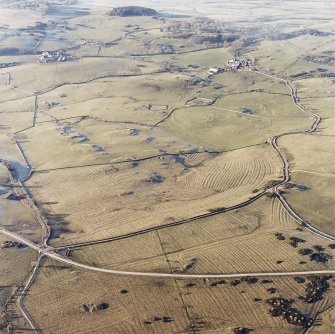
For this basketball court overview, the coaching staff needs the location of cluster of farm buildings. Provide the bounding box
[37,50,76,63]
[208,57,254,75]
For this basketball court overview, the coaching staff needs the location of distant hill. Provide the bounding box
[109,6,157,17]
[269,29,331,41]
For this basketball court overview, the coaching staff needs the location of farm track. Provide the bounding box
[56,191,266,250]
[5,73,34,96]
[33,113,158,129]
[17,255,45,334]
[33,94,38,127]
[33,143,264,173]
[0,159,50,246]
[1,70,167,97]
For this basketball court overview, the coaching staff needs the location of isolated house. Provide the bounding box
[208,67,224,75]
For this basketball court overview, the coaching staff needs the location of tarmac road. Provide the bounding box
[1,227,335,279]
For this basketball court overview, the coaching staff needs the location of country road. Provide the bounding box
[267,77,329,241]
[1,227,335,279]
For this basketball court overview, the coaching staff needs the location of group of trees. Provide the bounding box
[109,6,157,17]
[165,18,239,47]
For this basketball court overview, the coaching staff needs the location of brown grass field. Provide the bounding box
[24,258,335,334]
[71,196,335,274]
[0,0,335,333]
[26,145,282,247]
[280,133,335,236]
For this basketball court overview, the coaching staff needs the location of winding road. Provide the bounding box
[1,227,335,279]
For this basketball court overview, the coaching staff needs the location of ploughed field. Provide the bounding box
[26,145,281,246]
[0,0,335,333]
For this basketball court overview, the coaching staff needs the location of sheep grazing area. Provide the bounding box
[0,0,335,333]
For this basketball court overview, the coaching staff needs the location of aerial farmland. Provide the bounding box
[0,1,335,333]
